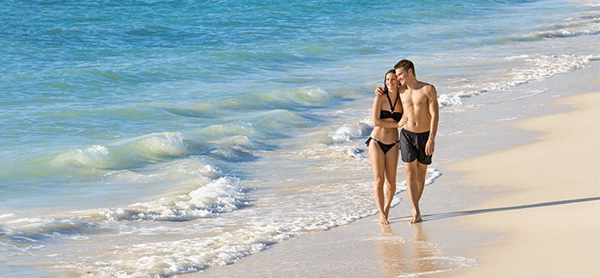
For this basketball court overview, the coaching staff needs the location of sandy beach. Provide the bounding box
[445,91,600,277]
[184,64,600,277]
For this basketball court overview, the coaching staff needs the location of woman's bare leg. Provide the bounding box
[368,142,387,225]
[383,145,399,221]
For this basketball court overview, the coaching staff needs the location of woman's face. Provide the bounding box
[385,72,398,90]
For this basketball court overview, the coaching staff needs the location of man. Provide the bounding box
[376,59,439,224]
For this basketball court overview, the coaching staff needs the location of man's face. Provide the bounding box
[395,68,408,85]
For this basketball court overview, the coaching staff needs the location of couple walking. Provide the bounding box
[367,59,439,225]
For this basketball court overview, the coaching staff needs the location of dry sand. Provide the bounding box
[444,92,600,277]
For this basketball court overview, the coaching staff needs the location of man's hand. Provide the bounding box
[375,87,384,96]
[398,115,408,128]
[425,139,435,156]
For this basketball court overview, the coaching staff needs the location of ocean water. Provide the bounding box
[1,0,599,276]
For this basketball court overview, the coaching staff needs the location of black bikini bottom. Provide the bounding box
[365,137,400,154]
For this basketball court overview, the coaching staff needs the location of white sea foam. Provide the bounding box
[438,91,478,107]
[0,161,234,245]
[130,132,189,158]
[529,13,600,40]
[511,54,594,83]
[301,86,330,100]
[52,145,111,168]
[101,158,222,194]
[253,109,310,131]
[193,122,255,139]
[397,168,441,189]
[5,218,100,240]
[510,89,547,101]
[66,226,291,277]
[63,180,402,277]
[328,118,372,143]
[438,131,465,136]
[425,168,442,185]
[504,54,530,60]
[292,86,332,105]
[253,86,332,107]
[215,135,255,149]
[65,136,427,276]
[395,256,478,278]
[496,117,518,122]
[51,132,190,170]
[439,54,597,107]
[96,176,247,221]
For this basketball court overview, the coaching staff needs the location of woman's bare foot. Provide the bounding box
[379,214,389,225]
[383,206,391,221]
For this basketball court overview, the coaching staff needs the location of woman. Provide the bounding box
[366,69,407,225]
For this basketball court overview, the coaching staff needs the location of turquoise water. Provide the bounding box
[1,0,599,276]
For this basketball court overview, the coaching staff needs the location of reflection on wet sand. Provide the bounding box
[376,224,475,277]
[377,224,440,277]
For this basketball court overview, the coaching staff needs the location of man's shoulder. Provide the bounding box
[417,81,435,90]
[417,82,437,96]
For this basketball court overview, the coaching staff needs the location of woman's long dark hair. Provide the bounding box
[382,69,397,95]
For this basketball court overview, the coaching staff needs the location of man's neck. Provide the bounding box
[404,78,418,90]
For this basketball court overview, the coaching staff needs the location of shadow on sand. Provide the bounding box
[389,196,600,223]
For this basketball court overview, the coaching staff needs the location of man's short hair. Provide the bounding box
[394,59,415,76]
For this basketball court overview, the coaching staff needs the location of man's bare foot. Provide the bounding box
[409,214,422,224]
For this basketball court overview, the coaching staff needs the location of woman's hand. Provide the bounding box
[398,115,408,128]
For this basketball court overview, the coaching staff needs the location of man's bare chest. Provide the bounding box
[401,91,428,107]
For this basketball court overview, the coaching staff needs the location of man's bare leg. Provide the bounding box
[416,162,428,203]
[404,161,422,224]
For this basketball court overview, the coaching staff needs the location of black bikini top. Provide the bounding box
[380,91,402,122]
[380,110,402,122]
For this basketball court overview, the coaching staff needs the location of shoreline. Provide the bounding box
[177,65,599,277]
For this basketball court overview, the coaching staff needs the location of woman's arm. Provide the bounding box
[372,96,398,128]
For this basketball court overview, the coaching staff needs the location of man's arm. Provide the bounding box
[375,86,384,96]
[425,85,439,156]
